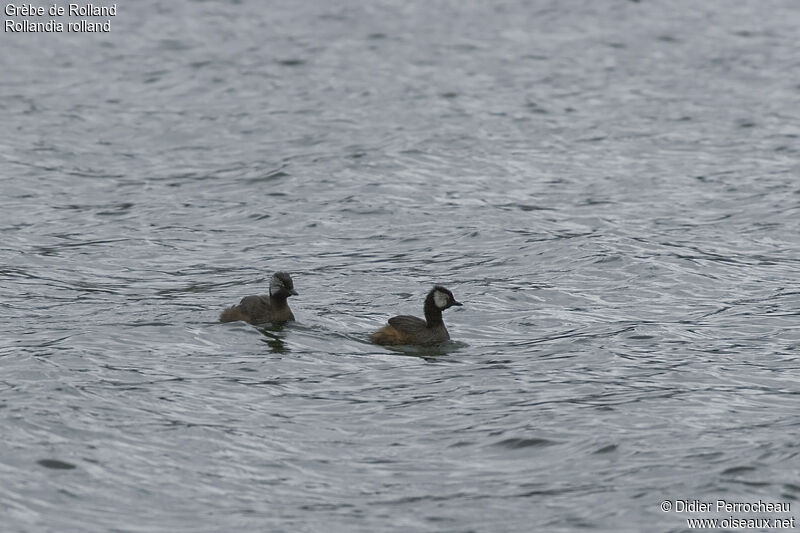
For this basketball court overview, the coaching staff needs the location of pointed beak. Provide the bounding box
[289,289,299,296]
[452,300,463,306]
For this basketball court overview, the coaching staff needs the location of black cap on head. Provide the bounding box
[430,285,462,309]
[270,271,298,296]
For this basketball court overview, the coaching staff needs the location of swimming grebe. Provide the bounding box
[219,272,298,325]
[371,285,462,346]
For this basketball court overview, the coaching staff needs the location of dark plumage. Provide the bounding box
[371,285,462,346]
[219,272,298,325]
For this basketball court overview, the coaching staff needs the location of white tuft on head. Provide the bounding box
[433,289,449,309]
[269,275,284,295]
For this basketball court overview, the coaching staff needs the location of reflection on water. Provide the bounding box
[258,327,290,354]
[380,340,468,361]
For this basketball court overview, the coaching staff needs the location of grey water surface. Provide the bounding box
[1,1,799,532]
